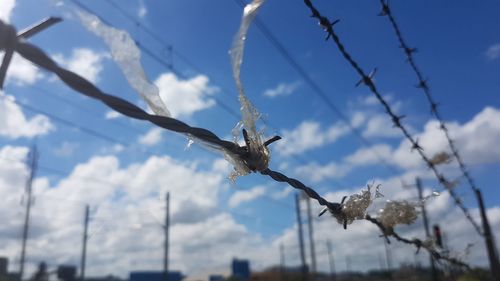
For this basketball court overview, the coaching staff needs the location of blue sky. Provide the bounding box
[1,0,500,279]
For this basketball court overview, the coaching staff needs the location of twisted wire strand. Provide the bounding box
[302,0,482,235]
[261,168,342,213]
[0,19,343,216]
[379,0,482,204]
[365,215,471,269]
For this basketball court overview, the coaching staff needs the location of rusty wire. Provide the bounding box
[302,0,482,235]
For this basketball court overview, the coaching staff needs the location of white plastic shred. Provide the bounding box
[228,0,270,180]
[77,10,171,118]
[335,184,382,225]
[378,200,419,228]
[430,151,452,165]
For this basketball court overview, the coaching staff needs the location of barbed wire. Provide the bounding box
[0,18,345,218]
[365,214,471,269]
[0,15,474,270]
[377,0,483,205]
[302,0,482,235]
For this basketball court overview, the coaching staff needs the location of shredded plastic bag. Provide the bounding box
[334,184,383,225]
[378,200,419,228]
[229,0,270,179]
[78,10,171,117]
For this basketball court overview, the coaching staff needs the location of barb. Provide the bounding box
[378,0,483,213]
[302,0,482,235]
[366,214,471,269]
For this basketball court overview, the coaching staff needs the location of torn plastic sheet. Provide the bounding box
[229,0,270,178]
[378,200,419,228]
[77,9,171,118]
[334,184,383,226]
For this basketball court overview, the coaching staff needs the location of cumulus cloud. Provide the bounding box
[53,141,79,157]
[53,48,107,83]
[105,110,122,119]
[392,106,500,169]
[0,91,54,139]
[0,145,498,277]
[229,186,266,208]
[0,0,15,22]
[362,114,401,138]
[154,73,217,118]
[295,162,350,183]
[0,150,257,277]
[4,54,44,86]
[485,44,500,60]
[296,106,500,182]
[275,121,349,156]
[263,81,300,98]
[138,127,163,146]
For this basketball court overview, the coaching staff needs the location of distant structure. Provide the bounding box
[231,259,250,281]
[208,275,224,281]
[0,258,7,277]
[85,275,123,281]
[56,265,76,281]
[130,271,184,281]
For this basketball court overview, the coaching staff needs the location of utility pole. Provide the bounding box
[295,193,307,281]
[326,240,336,281]
[280,244,285,281]
[80,205,89,281]
[383,239,392,271]
[345,255,351,272]
[304,194,317,276]
[416,178,438,281]
[475,189,500,280]
[164,192,170,281]
[19,144,38,280]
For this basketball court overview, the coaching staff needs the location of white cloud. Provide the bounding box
[271,187,293,200]
[229,186,266,208]
[263,81,300,98]
[53,48,107,83]
[105,110,122,119]
[0,151,246,277]
[4,54,44,86]
[362,114,401,138]
[0,145,498,277]
[275,121,349,156]
[138,127,163,146]
[154,73,217,118]
[344,144,393,166]
[54,141,79,157]
[297,106,500,182]
[0,91,54,139]
[486,43,500,60]
[0,0,15,22]
[137,0,147,18]
[392,106,500,169]
[295,162,350,183]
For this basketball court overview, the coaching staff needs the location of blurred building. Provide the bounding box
[130,271,184,281]
[85,275,124,281]
[208,275,224,281]
[231,259,250,281]
[0,257,19,281]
